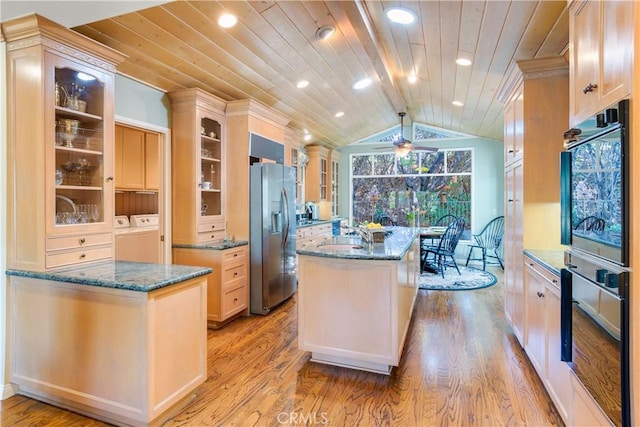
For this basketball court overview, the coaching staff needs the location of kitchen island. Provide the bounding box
[5,261,211,427]
[296,227,420,374]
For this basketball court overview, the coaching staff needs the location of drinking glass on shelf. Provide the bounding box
[89,204,100,222]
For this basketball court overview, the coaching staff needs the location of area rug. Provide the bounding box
[419,266,497,291]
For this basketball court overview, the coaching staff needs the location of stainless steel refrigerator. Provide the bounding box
[250,163,297,315]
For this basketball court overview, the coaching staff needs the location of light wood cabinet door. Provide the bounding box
[524,261,547,376]
[569,0,633,125]
[145,132,160,191]
[169,88,227,245]
[504,161,524,344]
[120,126,145,190]
[3,14,124,271]
[115,125,159,191]
[545,280,571,423]
[305,145,330,202]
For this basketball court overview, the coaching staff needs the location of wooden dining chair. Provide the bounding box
[465,216,505,271]
[422,217,466,277]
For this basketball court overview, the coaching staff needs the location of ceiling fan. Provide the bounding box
[382,112,438,158]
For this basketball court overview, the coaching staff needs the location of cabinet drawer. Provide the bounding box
[525,258,560,289]
[197,220,225,233]
[196,230,226,243]
[222,247,246,265]
[46,233,113,251]
[46,245,113,269]
[222,284,247,318]
[222,264,246,286]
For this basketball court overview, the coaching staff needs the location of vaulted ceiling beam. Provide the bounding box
[353,0,407,117]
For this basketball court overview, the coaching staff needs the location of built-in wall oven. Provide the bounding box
[560,100,630,427]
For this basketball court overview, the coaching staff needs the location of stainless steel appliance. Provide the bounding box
[250,163,297,315]
[560,100,629,265]
[560,100,631,427]
[561,250,629,427]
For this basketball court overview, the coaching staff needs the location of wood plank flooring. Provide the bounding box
[0,268,563,426]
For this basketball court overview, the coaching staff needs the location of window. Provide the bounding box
[351,149,472,239]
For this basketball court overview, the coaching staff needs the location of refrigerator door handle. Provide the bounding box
[281,187,290,247]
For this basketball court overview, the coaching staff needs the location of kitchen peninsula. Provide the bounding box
[6,261,211,427]
[296,227,420,374]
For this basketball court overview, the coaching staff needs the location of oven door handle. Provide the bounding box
[560,268,572,362]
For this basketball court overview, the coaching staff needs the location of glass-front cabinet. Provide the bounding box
[200,117,223,218]
[169,88,227,245]
[3,14,125,271]
[52,61,110,231]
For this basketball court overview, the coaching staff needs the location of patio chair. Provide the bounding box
[422,217,466,277]
[465,216,505,271]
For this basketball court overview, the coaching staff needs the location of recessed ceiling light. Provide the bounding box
[218,13,237,28]
[304,134,312,141]
[335,111,345,118]
[303,129,309,134]
[296,80,309,89]
[456,58,472,66]
[407,74,418,84]
[352,78,372,90]
[315,25,335,40]
[452,101,464,106]
[386,7,417,25]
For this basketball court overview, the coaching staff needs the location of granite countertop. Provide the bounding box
[6,261,212,292]
[524,249,566,275]
[296,226,418,261]
[172,240,248,250]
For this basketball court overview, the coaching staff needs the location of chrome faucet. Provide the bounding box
[341,224,371,244]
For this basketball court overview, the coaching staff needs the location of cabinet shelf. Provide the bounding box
[201,156,221,163]
[56,185,103,191]
[55,145,102,156]
[55,106,103,122]
[201,188,221,193]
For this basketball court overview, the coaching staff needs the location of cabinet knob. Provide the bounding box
[582,82,598,94]
[507,199,514,202]
[211,225,216,229]
[233,297,238,303]
[106,176,114,181]
[233,253,238,257]
[552,279,558,284]
[79,253,86,259]
[537,291,545,298]
[234,272,238,277]
[508,149,515,154]
[78,237,86,245]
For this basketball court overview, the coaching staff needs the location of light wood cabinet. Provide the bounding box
[168,88,227,244]
[306,145,330,202]
[524,257,571,423]
[571,372,614,427]
[296,223,332,249]
[503,83,524,164]
[504,161,524,342]
[569,0,633,126]
[173,245,248,326]
[115,125,159,191]
[9,273,207,426]
[497,57,569,346]
[3,14,125,271]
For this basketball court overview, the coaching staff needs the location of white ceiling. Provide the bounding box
[1,1,569,149]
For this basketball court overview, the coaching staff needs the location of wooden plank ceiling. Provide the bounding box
[73,1,569,149]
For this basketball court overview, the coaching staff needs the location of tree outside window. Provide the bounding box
[351,149,472,239]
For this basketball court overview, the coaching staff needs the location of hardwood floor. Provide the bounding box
[1,268,563,426]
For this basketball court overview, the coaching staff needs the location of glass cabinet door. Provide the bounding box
[199,116,222,218]
[48,56,113,233]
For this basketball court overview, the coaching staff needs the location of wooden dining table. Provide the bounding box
[419,226,447,273]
